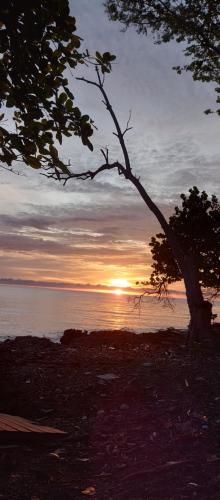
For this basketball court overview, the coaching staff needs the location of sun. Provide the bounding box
[110,278,130,288]
[110,279,131,296]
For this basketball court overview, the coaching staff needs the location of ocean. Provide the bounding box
[0,284,219,341]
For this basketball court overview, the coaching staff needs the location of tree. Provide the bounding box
[40,64,215,345]
[105,0,220,114]
[0,0,101,173]
[147,187,220,305]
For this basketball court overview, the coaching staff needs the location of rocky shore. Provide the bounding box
[1,327,220,499]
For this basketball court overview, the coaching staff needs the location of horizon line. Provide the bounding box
[0,277,186,298]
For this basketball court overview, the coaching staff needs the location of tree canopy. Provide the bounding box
[147,187,220,298]
[106,0,220,114]
[0,1,115,174]
[0,0,93,173]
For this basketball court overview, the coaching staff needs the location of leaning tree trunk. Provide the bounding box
[181,254,212,345]
[129,174,212,345]
[85,71,213,345]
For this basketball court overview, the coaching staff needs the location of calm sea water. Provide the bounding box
[0,285,219,341]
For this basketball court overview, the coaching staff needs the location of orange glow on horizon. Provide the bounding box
[110,278,130,288]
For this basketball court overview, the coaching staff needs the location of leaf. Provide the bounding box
[81,487,96,496]
[71,34,81,48]
[74,107,81,119]
[64,87,74,100]
[95,51,102,60]
[60,164,71,176]
[58,92,67,105]
[86,140,93,152]
[103,51,111,59]
[49,145,59,158]
[56,130,62,145]
[81,115,90,122]
[65,99,73,112]
[6,97,15,107]
[49,452,60,459]
[26,156,41,169]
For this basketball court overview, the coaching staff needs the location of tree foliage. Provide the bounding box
[106,0,220,113]
[0,0,115,174]
[148,187,220,297]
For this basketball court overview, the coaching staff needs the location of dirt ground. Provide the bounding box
[1,328,220,499]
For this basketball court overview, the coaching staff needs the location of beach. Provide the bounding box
[1,327,220,499]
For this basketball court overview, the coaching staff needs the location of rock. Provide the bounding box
[12,336,53,349]
[88,330,138,347]
[60,329,87,345]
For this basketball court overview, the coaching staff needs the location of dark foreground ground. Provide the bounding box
[1,328,220,499]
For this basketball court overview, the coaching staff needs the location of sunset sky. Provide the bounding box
[0,0,219,292]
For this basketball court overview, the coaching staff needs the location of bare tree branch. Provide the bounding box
[122,110,133,137]
[76,76,100,89]
[0,163,25,177]
[77,67,132,176]
[100,147,109,164]
[42,161,125,185]
[133,279,174,310]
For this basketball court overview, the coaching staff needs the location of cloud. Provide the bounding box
[0,0,219,287]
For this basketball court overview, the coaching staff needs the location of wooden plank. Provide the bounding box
[0,415,32,432]
[0,413,65,434]
[0,419,18,432]
[0,414,44,433]
[12,415,64,434]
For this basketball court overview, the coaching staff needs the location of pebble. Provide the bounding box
[120,404,129,410]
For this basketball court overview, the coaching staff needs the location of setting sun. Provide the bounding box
[110,278,130,288]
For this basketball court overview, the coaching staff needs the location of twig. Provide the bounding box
[100,147,109,164]
[120,458,189,481]
[122,110,133,137]
[0,163,25,177]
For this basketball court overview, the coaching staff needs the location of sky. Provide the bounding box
[0,0,219,292]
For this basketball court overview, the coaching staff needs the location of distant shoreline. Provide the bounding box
[0,279,187,299]
[0,282,137,296]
